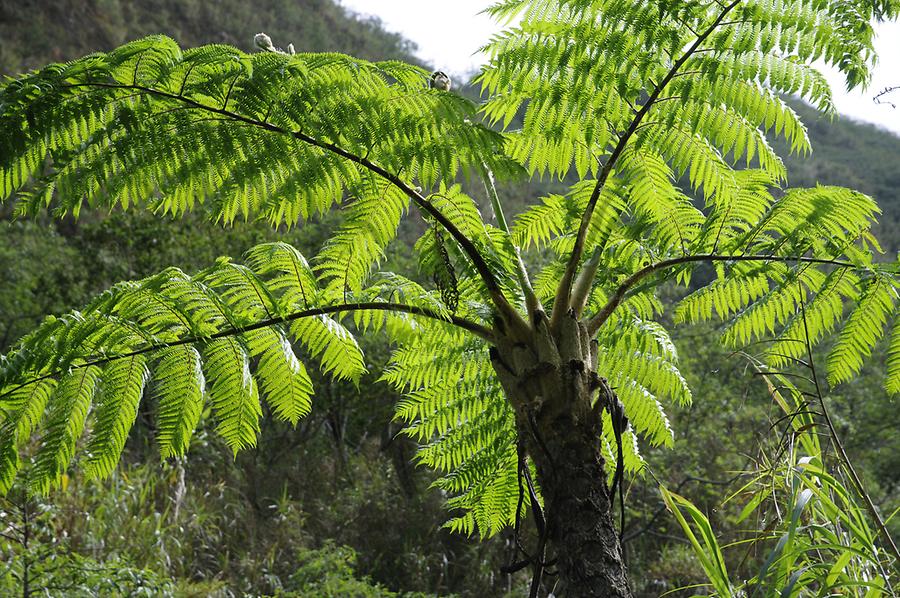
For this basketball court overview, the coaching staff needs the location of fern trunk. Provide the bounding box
[492,313,631,597]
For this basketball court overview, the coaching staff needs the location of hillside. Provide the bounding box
[0,0,418,72]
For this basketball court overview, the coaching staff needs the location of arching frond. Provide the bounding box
[827,274,897,386]
[386,327,519,538]
[0,37,514,223]
[596,316,691,451]
[83,355,150,479]
[0,242,491,491]
[316,176,409,297]
[478,0,876,185]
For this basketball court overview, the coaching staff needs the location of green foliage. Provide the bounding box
[0,36,514,223]
[663,370,896,596]
[386,326,520,537]
[1,0,900,557]
[280,542,402,597]
[775,100,900,252]
[0,483,176,597]
[0,221,88,348]
[0,241,463,492]
[660,484,732,596]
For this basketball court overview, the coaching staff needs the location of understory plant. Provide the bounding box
[662,354,898,596]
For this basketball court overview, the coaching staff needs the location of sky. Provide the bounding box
[339,0,900,136]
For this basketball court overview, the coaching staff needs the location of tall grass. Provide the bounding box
[660,328,898,596]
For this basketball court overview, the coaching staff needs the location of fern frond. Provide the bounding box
[245,327,314,425]
[290,315,366,383]
[827,275,896,386]
[0,37,515,268]
[0,238,496,489]
[31,366,100,493]
[885,316,900,396]
[203,337,262,454]
[84,355,150,480]
[0,379,58,493]
[316,176,409,297]
[154,345,206,459]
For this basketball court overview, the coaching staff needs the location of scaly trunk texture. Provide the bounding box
[491,312,631,597]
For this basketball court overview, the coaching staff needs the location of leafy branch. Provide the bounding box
[61,81,524,330]
[552,0,742,332]
[1,301,492,402]
[587,253,871,335]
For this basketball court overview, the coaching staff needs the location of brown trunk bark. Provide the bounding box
[491,312,631,597]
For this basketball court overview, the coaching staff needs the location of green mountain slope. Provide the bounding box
[0,0,417,72]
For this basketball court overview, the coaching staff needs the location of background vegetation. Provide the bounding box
[0,1,898,595]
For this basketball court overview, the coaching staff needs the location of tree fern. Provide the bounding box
[2,0,899,593]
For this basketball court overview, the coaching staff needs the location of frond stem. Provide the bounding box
[586,253,863,336]
[61,81,524,331]
[480,163,540,319]
[1,302,493,400]
[552,0,742,333]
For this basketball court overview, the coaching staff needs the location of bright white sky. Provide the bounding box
[339,0,900,136]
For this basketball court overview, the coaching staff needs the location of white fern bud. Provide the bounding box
[254,33,276,53]
[430,71,452,91]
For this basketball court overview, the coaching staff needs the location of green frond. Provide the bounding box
[290,315,366,383]
[740,186,880,257]
[827,275,896,386]
[677,270,774,332]
[386,327,517,538]
[203,337,262,454]
[154,345,205,459]
[512,179,627,255]
[616,148,705,253]
[0,239,480,489]
[765,268,859,367]
[84,355,150,480]
[244,242,319,312]
[597,317,690,450]
[316,177,409,297]
[411,183,518,306]
[721,263,811,347]
[0,36,512,225]
[477,0,879,186]
[427,184,493,247]
[666,174,888,384]
[512,192,573,250]
[31,366,100,493]
[687,49,834,113]
[246,327,314,425]
[885,317,900,396]
[600,419,643,477]
[639,125,738,206]
[0,379,58,494]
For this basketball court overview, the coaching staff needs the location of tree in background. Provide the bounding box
[1,0,899,594]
